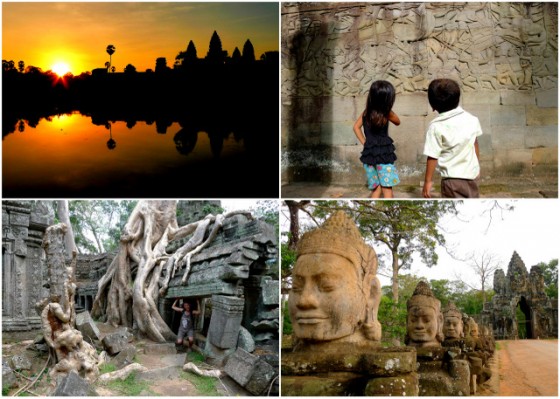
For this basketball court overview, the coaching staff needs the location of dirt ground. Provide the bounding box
[2,327,237,397]
[281,175,558,199]
[496,339,558,396]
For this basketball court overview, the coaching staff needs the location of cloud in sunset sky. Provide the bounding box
[2,2,279,74]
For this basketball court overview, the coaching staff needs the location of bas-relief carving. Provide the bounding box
[282,2,558,98]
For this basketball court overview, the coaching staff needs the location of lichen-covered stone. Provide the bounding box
[282,346,416,377]
[365,373,419,396]
[281,374,367,396]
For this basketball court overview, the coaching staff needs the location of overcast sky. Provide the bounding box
[280,200,559,290]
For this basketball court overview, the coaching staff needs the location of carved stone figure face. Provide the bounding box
[470,322,479,338]
[407,306,439,346]
[443,315,463,339]
[289,253,365,342]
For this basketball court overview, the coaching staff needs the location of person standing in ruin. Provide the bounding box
[172,298,200,353]
[353,80,401,198]
[422,78,483,198]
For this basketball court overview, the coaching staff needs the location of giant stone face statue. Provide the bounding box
[406,281,443,347]
[443,302,464,339]
[289,211,381,347]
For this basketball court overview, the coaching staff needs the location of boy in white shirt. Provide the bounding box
[422,79,482,198]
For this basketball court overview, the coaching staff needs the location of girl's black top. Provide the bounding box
[359,116,397,166]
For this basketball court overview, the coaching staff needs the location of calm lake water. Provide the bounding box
[3,112,277,198]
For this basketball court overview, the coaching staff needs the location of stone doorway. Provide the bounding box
[516,296,532,339]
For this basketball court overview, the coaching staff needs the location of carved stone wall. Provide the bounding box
[282,2,558,186]
[2,201,53,331]
[482,251,558,339]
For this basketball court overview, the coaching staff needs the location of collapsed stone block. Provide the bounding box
[203,340,236,367]
[109,344,137,370]
[224,348,276,395]
[75,311,101,342]
[237,326,255,353]
[52,370,98,396]
[9,354,32,371]
[2,359,17,390]
[261,278,279,306]
[102,329,133,356]
[207,295,244,349]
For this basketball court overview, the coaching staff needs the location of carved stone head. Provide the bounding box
[443,302,464,339]
[467,318,480,338]
[288,211,380,347]
[406,281,443,347]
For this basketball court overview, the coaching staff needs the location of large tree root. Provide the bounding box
[92,201,252,343]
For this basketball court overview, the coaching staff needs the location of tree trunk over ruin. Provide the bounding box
[91,200,252,343]
[37,223,99,383]
[57,200,78,255]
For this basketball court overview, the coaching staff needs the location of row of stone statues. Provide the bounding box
[283,211,495,395]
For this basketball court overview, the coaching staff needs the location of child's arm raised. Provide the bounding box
[353,112,366,145]
[389,110,401,126]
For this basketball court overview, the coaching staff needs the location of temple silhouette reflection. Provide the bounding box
[3,54,278,198]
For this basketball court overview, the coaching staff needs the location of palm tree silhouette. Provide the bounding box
[106,44,116,71]
[106,123,116,150]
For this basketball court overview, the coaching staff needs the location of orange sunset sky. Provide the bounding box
[2,2,279,74]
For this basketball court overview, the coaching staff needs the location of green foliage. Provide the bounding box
[456,289,494,315]
[68,200,138,254]
[538,258,558,299]
[3,386,10,396]
[282,301,293,335]
[104,372,153,396]
[202,203,224,216]
[181,371,220,396]
[250,200,279,233]
[188,351,206,364]
[281,241,296,282]
[378,295,407,344]
[516,306,527,339]
[99,363,117,374]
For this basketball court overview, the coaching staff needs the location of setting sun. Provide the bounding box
[52,62,71,76]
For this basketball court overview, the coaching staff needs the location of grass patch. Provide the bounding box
[99,363,117,374]
[3,387,10,396]
[181,371,220,396]
[188,351,205,364]
[103,372,154,396]
[495,342,501,350]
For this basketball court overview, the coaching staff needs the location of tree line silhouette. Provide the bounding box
[3,30,279,137]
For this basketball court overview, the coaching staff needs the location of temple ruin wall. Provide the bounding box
[281,2,558,185]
